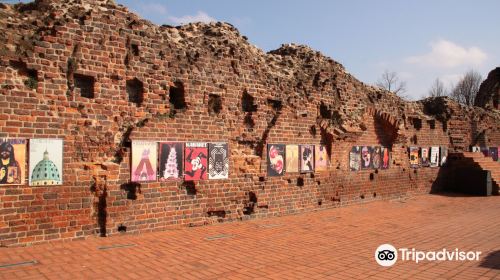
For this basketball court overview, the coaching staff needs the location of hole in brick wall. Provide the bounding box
[411,135,418,144]
[310,173,315,178]
[9,60,38,89]
[267,98,283,111]
[317,180,321,185]
[169,81,187,116]
[117,224,127,233]
[120,182,141,200]
[318,200,322,206]
[369,173,374,180]
[258,176,265,182]
[74,74,95,98]
[373,192,377,198]
[248,191,257,204]
[412,118,422,130]
[126,78,144,106]
[207,210,226,218]
[297,177,304,187]
[208,94,222,115]
[360,194,365,199]
[319,101,332,119]
[427,120,436,129]
[244,113,255,128]
[131,43,139,56]
[287,178,292,184]
[375,169,379,174]
[413,169,417,174]
[241,90,257,112]
[309,125,317,136]
[183,181,196,196]
[243,192,257,215]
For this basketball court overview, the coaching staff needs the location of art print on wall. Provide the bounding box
[372,146,381,169]
[184,142,208,181]
[471,146,481,153]
[315,145,328,171]
[489,147,499,162]
[0,139,26,185]
[131,141,157,182]
[380,147,390,170]
[29,139,63,186]
[285,145,299,173]
[421,147,430,167]
[429,146,440,167]
[360,146,373,169]
[349,146,361,171]
[267,144,285,176]
[159,142,183,181]
[440,146,448,166]
[409,147,420,168]
[299,145,314,173]
[480,147,489,157]
[208,143,229,179]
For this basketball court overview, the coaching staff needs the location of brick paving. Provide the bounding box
[0,194,499,279]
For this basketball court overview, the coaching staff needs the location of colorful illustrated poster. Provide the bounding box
[285,145,299,173]
[421,147,430,167]
[440,146,448,166]
[208,143,229,179]
[315,145,328,171]
[349,146,361,171]
[360,146,373,170]
[471,146,481,153]
[380,147,390,170]
[159,142,183,181]
[29,139,63,186]
[489,147,499,161]
[372,146,381,169]
[0,139,26,185]
[131,141,157,182]
[299,145,314,173]
[429,146,440,167]
[184,142,208,180]
[480,147,489,157]
[267,144,285,176]
[409,147,419,168]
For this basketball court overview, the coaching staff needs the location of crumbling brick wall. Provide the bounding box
[0,0,499,246]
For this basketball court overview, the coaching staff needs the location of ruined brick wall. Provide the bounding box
[0,0,499,246]
[476,67,500,110]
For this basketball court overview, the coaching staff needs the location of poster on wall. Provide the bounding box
[285,145,299,173]
[159,142,183,181]
[315,145,328,171]
[440,146,448,166]
[0,139,26,186]
[429,146,440,167]
[267,144,285,176]
[409,147,420,168]
[421,147,430,167]
[372,146,381,169]
[380,147,390,169]
[349,146,361,171]
[360,146,373,170]
[299,145,314,173]
[131,141,157,182]
[184,142,208,181]
[489,147,499,161]
[480,147,489,157]
[471,146,481,153]
[208,143,229,179]
[29,138,63,186]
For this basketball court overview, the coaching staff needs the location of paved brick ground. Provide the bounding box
[0,194,499,279]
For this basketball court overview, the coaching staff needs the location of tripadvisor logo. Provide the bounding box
[375,244,481,267]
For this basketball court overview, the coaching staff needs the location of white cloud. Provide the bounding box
[168,11,216,25]
[405,39,487,68]
[135,3,168,17]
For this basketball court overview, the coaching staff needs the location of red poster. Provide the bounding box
[184,142,208,180]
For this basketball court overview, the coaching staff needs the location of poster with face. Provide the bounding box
[380,147,390,169]
[361,146,373,169]
[349,146,361,171]
[285,145,299,173]
[372,146,381,169]
[421,147,430,167]
[429,146,440,167]
[315,145,328,171]
[0,139,26,185]
[480,147,489,157]
[184,142,208,181]
[29,139,63,186]
[489,147,499,161]
[131,141,157,182]
[440,146,448,166]
[159,142,183,181]
[208,143,229,179]
[299,145,314,173]
[409,147,420,168]
[267,144,285,176]
[471,146,481,153]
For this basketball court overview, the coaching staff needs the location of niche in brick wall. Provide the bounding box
[241,90,257,112]
[74,74,95,98]
[412,118,422,130]
[126,78,144,106]
[427,120,436,129]
[374,114,399,147]
[208,94,222,115]
[9,60,38,89]
[169,81,187,116]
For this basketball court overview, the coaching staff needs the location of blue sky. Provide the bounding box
[117,0,499,100]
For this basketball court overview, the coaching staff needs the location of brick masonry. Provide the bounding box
[0,0,499,246]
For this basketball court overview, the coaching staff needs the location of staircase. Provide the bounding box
[454,152,500,193]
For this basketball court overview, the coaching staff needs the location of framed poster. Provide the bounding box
[372,146,381,169]
[267,144,285,176]
[299,145,314,173]
[159,142,183,181]
[29,139,63,186]
[349,146,361,171]
[429,146,440,167]
[471,146,481,153]
[440,146,448,166]
[131,141,157,182]
[360,146,373,170]
[315,145,328,171]
[285,145,299,173]
[380,147,390,169]
[208,142,229,179]
[480,147,489,157]
[489,147,499,161]
[184,142,208,180]
[0,139,26,185]
[421,147,430,167]
[409,147,419,168]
